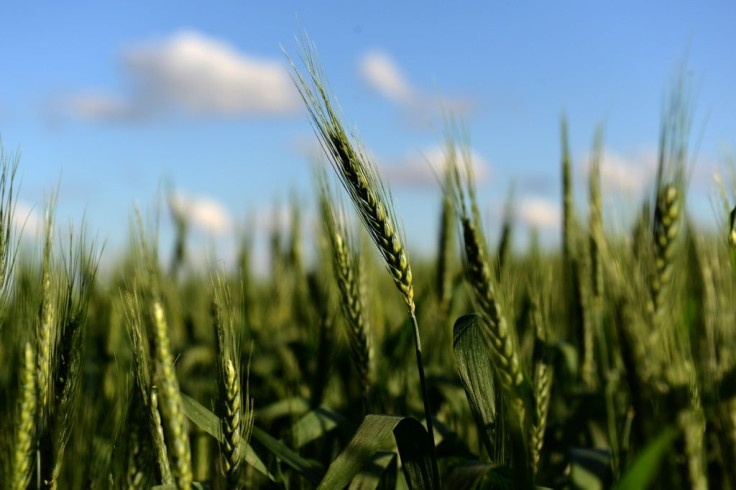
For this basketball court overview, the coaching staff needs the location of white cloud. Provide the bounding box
[517,197,560,230]
[359,51,413,103]
[381,145,490,188]
[124,31,299,116]
[170,192,232,235]
[357,50,474,120]
[13,201,44,238]
[61,31,300,121]
[57,93,140,121]
[579,149,658,195]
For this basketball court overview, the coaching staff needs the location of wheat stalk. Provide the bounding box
[650,184,680,317]
[124,290,173,485]
[150,388,174,485]
[319,175,373,403]
[36,195,56,415]
[530,289,554,476]
[11,342,37,490]
[286,43,414,313]
[212,275,254,489]
[151,300,192,489]
[448,144,524,391]
[0,149,19,306]
[287,38,437,478]
[43,228,99,490]
[530,360,552,475]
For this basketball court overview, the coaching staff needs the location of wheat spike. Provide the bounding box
[287,43,414,313]
[650,184,680,316]
[288,39,437,481]
[11,343,37,490]
[212,276,249,488]
[36,196,55,414]
[151,301,192,489]
[319,177,373,402]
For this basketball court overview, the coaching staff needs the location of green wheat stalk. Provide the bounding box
[319,173,374,404]
[286,37,437,479]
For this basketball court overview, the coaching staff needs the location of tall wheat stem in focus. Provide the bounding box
[286,38,438,481]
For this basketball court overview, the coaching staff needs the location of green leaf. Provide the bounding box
[255,396,311,421]
[569,448,612,490]
[441,461,494,490]
[288,405,346,449]
[252,425,323,484]
[179,393,273,481]
[393,417,440,490]
[181,393,324,484]
[614,427,678,490]
[348,451,397,490]
[453,314,499,458]
[317,415,439,490]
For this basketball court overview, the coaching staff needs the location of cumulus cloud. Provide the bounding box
[381,145,490,188]
[517,197,560,230]
[579,149,658,195]
[13,201,44,238]
[359,51,413,104]
[59,31,300,121]
[170,192,232,235]
[357,50,474,119]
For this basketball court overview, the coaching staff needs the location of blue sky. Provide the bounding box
[2,2,735,267]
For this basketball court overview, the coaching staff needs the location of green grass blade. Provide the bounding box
[569,448,612,490]
[348,451,397,490]
[613,427,678,490]
[251,426,323,484]
[288,406,346,449]
[393,417,440,490]
[255,396,311,422]
[179,393,273,481]
[317,414,438,489]
[453,313,499,459]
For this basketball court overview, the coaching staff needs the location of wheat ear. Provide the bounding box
[11,342,37,490]
[449,147,524,390]
[650,184,680,317]
[212,275,253,488]
[36,194,56,415]
[124,291,173,485]
[319,176,373,403]
[529,299,553,475]
[287,38,437,477]
[151,301,192,489]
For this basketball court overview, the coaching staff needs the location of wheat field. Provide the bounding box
[0,40,734,490]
